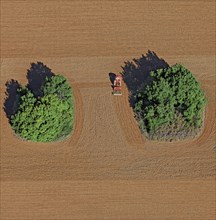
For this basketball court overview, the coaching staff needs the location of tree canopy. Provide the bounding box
[10,74,74,142]
[134,63,207,140]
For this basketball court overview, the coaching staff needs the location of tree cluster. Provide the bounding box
[10,75,74,142]
[134,64,207,139]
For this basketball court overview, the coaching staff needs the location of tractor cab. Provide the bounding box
[113,75,122,95]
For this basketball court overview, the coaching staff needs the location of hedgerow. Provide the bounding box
[134,63,207,141]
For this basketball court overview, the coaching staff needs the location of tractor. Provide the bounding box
[112,75,122,95]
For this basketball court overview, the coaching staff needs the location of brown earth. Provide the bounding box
[0,0,215,219]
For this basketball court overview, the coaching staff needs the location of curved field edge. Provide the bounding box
[114,81,214,146]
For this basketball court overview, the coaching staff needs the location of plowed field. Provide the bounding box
[1,0,215,219]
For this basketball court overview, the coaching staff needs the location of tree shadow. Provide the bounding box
[3,62,54,121]
[109,72,116,84]
[3,80,22,119]
[27,62,54,97]
[109,72,116,89]
[121,50,169,107]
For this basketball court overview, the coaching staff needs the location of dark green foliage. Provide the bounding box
[134,63,207,139]
[10,74,74,142]
[42,75,73,104]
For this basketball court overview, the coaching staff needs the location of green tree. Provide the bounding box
[134,63,207,139]
[10,74,74,142]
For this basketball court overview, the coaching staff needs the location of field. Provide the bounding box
[0,0,215,219]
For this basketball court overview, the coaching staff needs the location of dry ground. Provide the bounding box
[1,0,215,219]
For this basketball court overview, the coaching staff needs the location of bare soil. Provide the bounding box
[1,0,215,219]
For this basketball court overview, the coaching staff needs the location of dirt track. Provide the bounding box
[1,0,215,219]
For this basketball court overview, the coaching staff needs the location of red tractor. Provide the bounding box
[113,75,122,95]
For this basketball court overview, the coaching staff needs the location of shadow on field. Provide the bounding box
[3,80,22,119]
[27,62,54,97]
[121,50,169,107]
[3,62,54,120]
[109,72,116,84]
[109,72,116,89]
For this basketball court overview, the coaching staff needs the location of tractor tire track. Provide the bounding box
[113,82,145,146]
[68,81,84,146]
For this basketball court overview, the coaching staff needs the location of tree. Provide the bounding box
[10,74,74,142]
[134,63,207,139]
